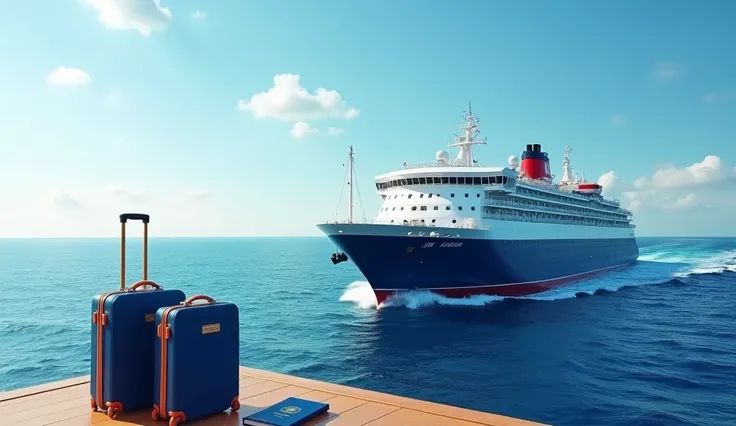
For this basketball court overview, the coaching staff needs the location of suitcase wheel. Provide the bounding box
[169,413,185,426]
[151,405,161,421]
[107,407,119,419]
[106,402,123,419]
[90,397,97,412]
[231,397,240,412]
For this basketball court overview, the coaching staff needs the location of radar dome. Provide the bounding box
[508,155,520,169]
[436,150,450,164]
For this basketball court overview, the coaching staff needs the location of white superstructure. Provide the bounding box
[364,104,635,239]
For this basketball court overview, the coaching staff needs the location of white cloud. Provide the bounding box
[636,155,727,189]
[701,91,730,103]
[192,10,207,19]
[238,74,359,121]
[81,0,172,36]
[610,115,627,126]
[597,170,620,195]
[290,121,319,138]
[46,67,91,86]
[107,185,146,201]
[600,155,736,212]
[327,127,343,135]
[650,62,680,80]
[52,193,83,210]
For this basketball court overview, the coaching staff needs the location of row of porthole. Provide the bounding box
[380,206,477,212]
[388,219,460,224]
[386,192,483,200]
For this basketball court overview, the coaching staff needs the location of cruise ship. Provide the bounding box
[317,105,639,306]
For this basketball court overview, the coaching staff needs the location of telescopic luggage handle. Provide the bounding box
[119,213,151,290]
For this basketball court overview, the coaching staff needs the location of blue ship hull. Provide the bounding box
[318,223,639,305]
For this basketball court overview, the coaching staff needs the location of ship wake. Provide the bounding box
[338,243,736,310]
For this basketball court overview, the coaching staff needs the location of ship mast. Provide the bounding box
[561,145,574,183]
[447,103,487,166]
[347,145,354,223]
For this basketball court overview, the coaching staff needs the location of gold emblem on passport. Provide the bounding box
[202,323,221,334]
[144,313,155,322]
[280,406,301,415]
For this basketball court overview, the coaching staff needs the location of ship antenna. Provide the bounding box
[447,102,487,166]
[347,145,355,223]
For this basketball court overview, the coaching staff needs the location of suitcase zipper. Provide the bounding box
[91,281,162,417]
[153,295,217,424]
[154,303,186,422]
[91,290,125,412]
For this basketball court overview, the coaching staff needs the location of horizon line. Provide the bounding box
[0,235,734,240]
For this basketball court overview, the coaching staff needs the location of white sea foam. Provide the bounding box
[338,245,736,310]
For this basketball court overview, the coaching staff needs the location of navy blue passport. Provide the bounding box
[242,397,330,426]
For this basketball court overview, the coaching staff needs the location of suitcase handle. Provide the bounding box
[119,213,150,224]
[183,294,215,305]
[119,212,151,290]
[128,280,162,291]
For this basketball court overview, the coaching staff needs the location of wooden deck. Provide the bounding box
[0,366,549,426]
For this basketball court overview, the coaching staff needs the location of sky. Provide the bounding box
[1,0,735,238]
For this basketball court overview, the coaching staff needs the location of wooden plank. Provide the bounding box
[313,401,400,426]
[0,376,90,403]
[0,370,549,426]
[239,367,547,426]
[364,408,487,426]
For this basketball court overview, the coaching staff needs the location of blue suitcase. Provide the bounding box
[90,213,186,419]
[152,294,240,425]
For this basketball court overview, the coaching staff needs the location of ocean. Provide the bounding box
[0,236,734,425]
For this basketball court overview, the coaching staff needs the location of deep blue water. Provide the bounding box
[0,236,735,425]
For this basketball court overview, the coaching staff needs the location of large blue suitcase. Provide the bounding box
[152,294,240,425]
[90,213,186,420]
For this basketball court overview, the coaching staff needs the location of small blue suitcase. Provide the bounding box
[90,213,186,419]
[152,294,240,425]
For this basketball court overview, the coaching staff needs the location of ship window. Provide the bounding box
[458,177,465,184]
[428,194,433,198]
[408,194,412,198]
[471,206,476,211]
[411,206,417,211]
[458,206,463,210]
[392,207,396,211]
[433,177,441,184]
[420,206,427,211]
[419,177,426,184]
[450,177,457,184]
[464,193,469,197]
[433,206,439,210]
[477,193,480,198]
[401,207,404,210]
[436,193,440,197]
[446,206,451,210]
[432,219,436,223]
[412,178,419,185]
[450,193,455,197]
[482,177,489,185]
[474,177,481,185]
[401,179,407,185]
[420,194,424,198]
[441,177,449,184]
[452,219,457,223]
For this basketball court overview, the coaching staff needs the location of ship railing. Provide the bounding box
[400,161,485,170]
[482,212,633,228]
[518,180,622,208]
[513,186,626,213]
[370,218,491,230]
[484,198,628,222]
